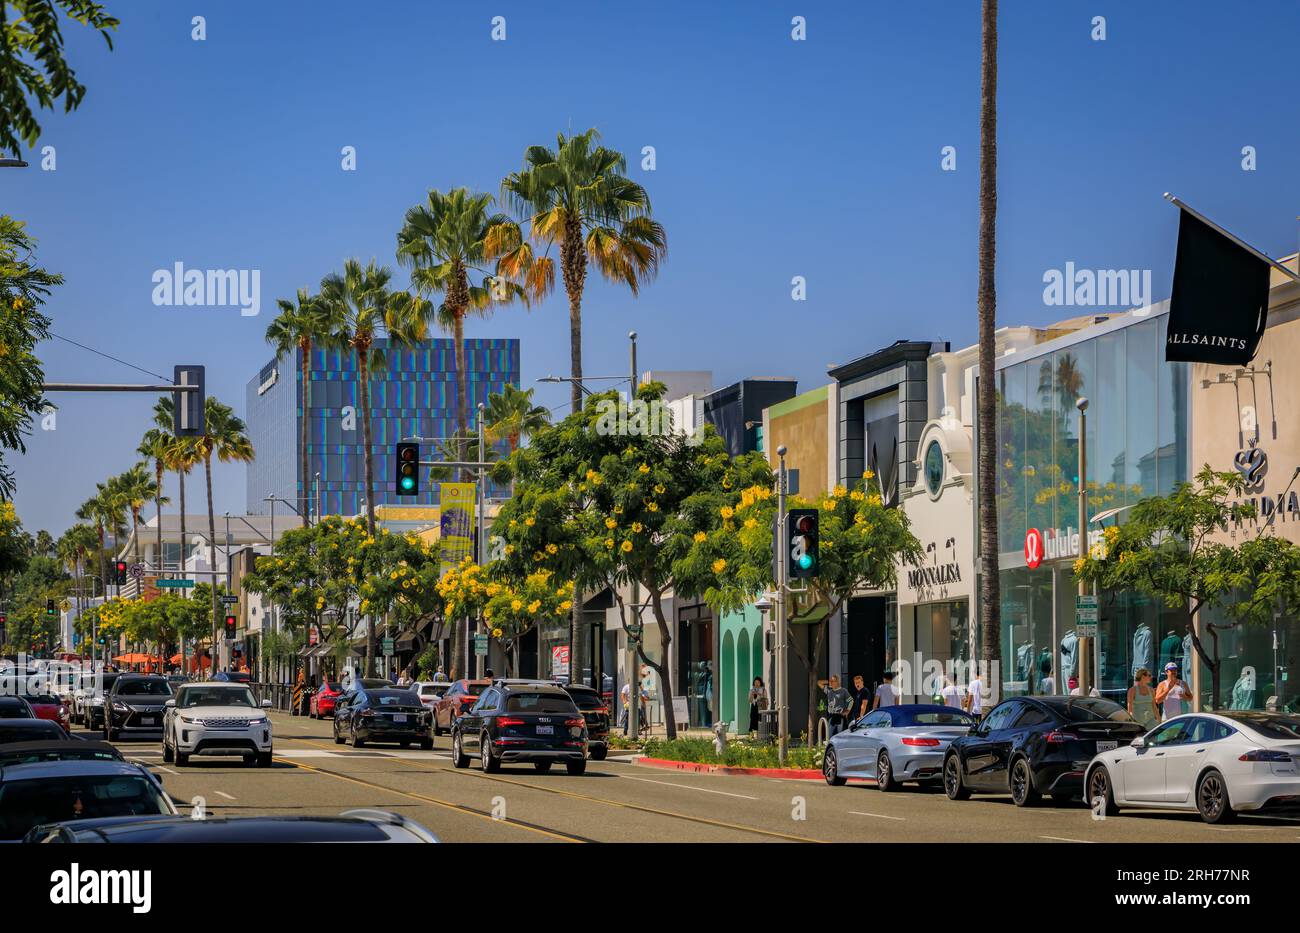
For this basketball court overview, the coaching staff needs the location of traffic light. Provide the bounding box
[787,508,819,579]
[395,442,419,496]
[114,561,128,586]
[224,615,237,639]
[45,598,56,617]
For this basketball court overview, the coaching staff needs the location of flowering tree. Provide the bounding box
[359,530,446,670]
[686,470,923,743]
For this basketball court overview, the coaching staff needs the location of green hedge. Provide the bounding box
[642,737,823,770]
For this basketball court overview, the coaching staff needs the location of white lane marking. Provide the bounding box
[620,775,758,800]
[849,810,906,822]
[154,766,178,775]
[1039,835,1095,843]
[271,749,346,758]
[214,791,236,800]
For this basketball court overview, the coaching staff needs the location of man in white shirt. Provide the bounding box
[940,673,965,709]
[872,670,901,710]
[965,671,984,716]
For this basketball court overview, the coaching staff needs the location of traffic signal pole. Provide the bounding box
[776,446,789,766]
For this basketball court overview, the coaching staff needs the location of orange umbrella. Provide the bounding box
[170,653,184,665]
[113,652,153,664]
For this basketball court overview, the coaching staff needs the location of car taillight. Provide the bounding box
[592,707,608,716]
[461,697,478,706]
[496,717,526,728]
[565,718,585,728]
[360,710,374,719]
[901,737,940,746]
[1046,731,1077,745]
[1239,749,1293,762]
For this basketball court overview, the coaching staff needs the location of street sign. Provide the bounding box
[1076,623,1098,638]
[550,644,569,675]
[221,595,238,605]
[157,580,195,588]
[473,634,488,657]
[382,637,395,655]
[128,564,145,579]
[59,599,71,612]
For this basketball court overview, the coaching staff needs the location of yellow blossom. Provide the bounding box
[694,531,707,543]
[605,538,615,549]
[525,517,535,527]
[712,558,727,574]
[527,600,541,614]
[492,628,503,638]
[606,517,617,529]
[511,599,523,611]
[638,463,650,474]
[546,543,558,554]
[632,522,644,533]
[621,540,633,553]
[720,506,734,519]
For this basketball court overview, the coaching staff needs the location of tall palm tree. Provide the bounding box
[484,384,550,454]
[76,483,124,606]
[138,427,172,572]
[115,462,163,571]
[266,288,339,527]
[151,398,196,581]
[976,0,1002,675]
[499,128,666,416]
[397,187,526,475]
[195,398,255,669]
[319,259,431,675]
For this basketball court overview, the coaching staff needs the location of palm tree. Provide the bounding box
[76,483,124,606]
[397,187,526,475]
[195,397,255,668]
[151,398,197,581]
[976,0,1002,675]
[499,128,667,416]
[138,427,172,571]
[484,384,550,454]
[57,522,97,640]
[115,463,163,571]
[266,288,340,526]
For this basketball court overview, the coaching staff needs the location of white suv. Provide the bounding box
[163,682,274,767]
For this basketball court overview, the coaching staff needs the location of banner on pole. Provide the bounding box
[439,483,476,576]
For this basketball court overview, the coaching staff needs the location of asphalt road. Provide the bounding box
[75,713,1300,843]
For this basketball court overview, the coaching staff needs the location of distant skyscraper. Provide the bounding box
[246,337,520,517]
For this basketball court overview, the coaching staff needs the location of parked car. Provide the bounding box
[213,671,251,683]
[562,684,610,761]
[163,682,274,767]
[0,696,35,720]
[0,759,176,841]
[410,681,451,713]
[25,809,438,843]
[333,688,432,749]
[1086,711,1300,823]
[103,674,174,741]
[80,672,120,731]
[943,695,1144,806]
[824,704,977,790]
[19,692,70,734]
[431,679,490,735]
[451,682,587,775]
[310,681,344,719]
[0,740,123,767]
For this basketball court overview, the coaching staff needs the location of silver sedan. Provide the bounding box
[824,704,977,790]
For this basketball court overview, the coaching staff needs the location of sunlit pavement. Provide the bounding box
[72,712,1300,844]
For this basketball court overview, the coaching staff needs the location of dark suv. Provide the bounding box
[563,684,610,760]
[451,683,587,775]
[104,675,173,741]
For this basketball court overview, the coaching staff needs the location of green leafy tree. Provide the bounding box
[1075,466,1300,709]
[114,461,163,569]
[485,384,550,453]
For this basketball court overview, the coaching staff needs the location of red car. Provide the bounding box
[310,682,344,719]
[21,692,70,734]
[431,679,490,735]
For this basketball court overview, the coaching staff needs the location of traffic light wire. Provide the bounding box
[47,330,172,382]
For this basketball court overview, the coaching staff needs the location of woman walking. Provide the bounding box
[1154,662,1190,721]
[1127,668,1158,731]
[747,677,768,734]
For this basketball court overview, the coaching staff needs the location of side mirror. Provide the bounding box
[1130,735,1146,749]
[261,699,272,709]
[164,699,176,708]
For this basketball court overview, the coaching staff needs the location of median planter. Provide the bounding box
[637,757,826,781]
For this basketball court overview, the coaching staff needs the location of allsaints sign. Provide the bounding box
[1165,209,1271,366]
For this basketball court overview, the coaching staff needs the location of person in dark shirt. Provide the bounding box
[847,674,872,723]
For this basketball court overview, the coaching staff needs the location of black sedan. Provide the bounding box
[0,719,67,745]
[943,695,1144,807]
[451,683,587,775]
[0,696,35,720]
[333,688,432,749]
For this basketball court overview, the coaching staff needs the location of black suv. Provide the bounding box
[563,684,610,761]
[451,683,587,775]
[944,695,1144,806]
[103,675,173,741]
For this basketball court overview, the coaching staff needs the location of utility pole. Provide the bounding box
[1076,397,1091,695]
[776,445,789,765]
[627,331,640,738]
[476,402,486,680]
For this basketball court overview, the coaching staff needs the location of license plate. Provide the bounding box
[1096,740,1117,753]
[141,716,156,726]
[536,725,553,735]
[393,714,407,723]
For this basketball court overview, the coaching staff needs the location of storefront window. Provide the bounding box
[1125,320,1158,498]
[1026,357,1057,536]
[1094,330,1128,509]
[1195,605,1300,714]
[1003,566,1054,696]
[997,364,1028,553]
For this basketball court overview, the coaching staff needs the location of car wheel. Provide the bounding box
[162,732,174,763]
[419,738,433,751]
[1010,757,1041,807]
[943,753,971,800]
[876,750,898,792]
[350,724,364,748]
[481,734,500,773]
[823,747,847,786]
[333,720,345,744]
[534,761,553,773]
[451,731,468,768]
[400,741,411,749]
[566,759,586,776]
[256,751,273,767]
[1196,769,1236,824]
[175,749,189,767]
[1087,766,1120,816]
[589,744,607,761]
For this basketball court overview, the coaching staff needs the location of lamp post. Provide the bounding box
[776,445,789,765]
[1076,397,1092,695]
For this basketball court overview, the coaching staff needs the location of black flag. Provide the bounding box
[1165,209,1271,365]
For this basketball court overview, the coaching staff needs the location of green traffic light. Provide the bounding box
[798,554,814,570]
[401,477,415,490]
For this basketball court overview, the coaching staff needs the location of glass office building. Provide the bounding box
[995,307,1190,704]
[246,337,520,517]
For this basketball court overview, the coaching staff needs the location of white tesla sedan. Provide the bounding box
[1085,711,1300,823]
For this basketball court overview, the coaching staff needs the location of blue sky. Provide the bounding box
[8,0,1300,536]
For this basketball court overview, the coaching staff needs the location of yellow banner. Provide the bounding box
[439,483,476,576]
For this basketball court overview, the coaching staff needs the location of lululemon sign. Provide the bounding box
[1024,528,1044,569]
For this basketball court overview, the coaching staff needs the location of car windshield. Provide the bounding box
[1052,697,1134,723]
[116,679,173,697]
[505,693,578,714]
[906,710,976,726]
[180,687,257,709]
[0,722,63,742]
[325,683,342,693]
[21,694,59,705]
[0,774,172,839]
[1229,713,1300,740]
[567,692,605,710]
[0,701,32,719]
[0,747,121,766]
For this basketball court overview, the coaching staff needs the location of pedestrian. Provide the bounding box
[1068,676,1100,697]
[965,668,985,716]
[387,667,398,685]
[940,672,965,709]
[872,670,900,710]
[433,666,448,682]
[1128,668,1158,731]
[747,677,768,733]
[1154,662,1190,721]
[485,667,494,681]
[848,673,871,722]
[818,675,851,735]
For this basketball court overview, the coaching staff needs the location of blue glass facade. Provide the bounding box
[246,338,520,517]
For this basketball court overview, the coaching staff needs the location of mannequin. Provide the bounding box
[1060,630,1078,681]
[1132,623,1152,678]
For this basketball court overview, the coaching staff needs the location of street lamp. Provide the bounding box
[0,159,28,168]
[1075,397,1095,695]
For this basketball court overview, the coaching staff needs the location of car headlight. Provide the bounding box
[88,697,104,707]
[247,717,267,726]
[180,715,200,724]
[112,701,129,712]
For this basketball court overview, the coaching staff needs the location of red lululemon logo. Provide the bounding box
[1024,529,1044,569]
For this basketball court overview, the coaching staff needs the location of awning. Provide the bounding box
[394,629,419,651]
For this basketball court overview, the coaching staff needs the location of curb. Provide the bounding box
[637,757,825,781]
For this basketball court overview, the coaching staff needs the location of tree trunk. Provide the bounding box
[300,338,312,528]
[648,589,676,740]
[154,460,164,573]
[454,312,470,481]
[976,0,1002,688]
[132,507,142,571]
[806,620,827,747]
[560,217,587,416]
[204,452,220,672]
[358,344,377,676]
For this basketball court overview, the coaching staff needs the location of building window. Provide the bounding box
[923,439,944,497]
